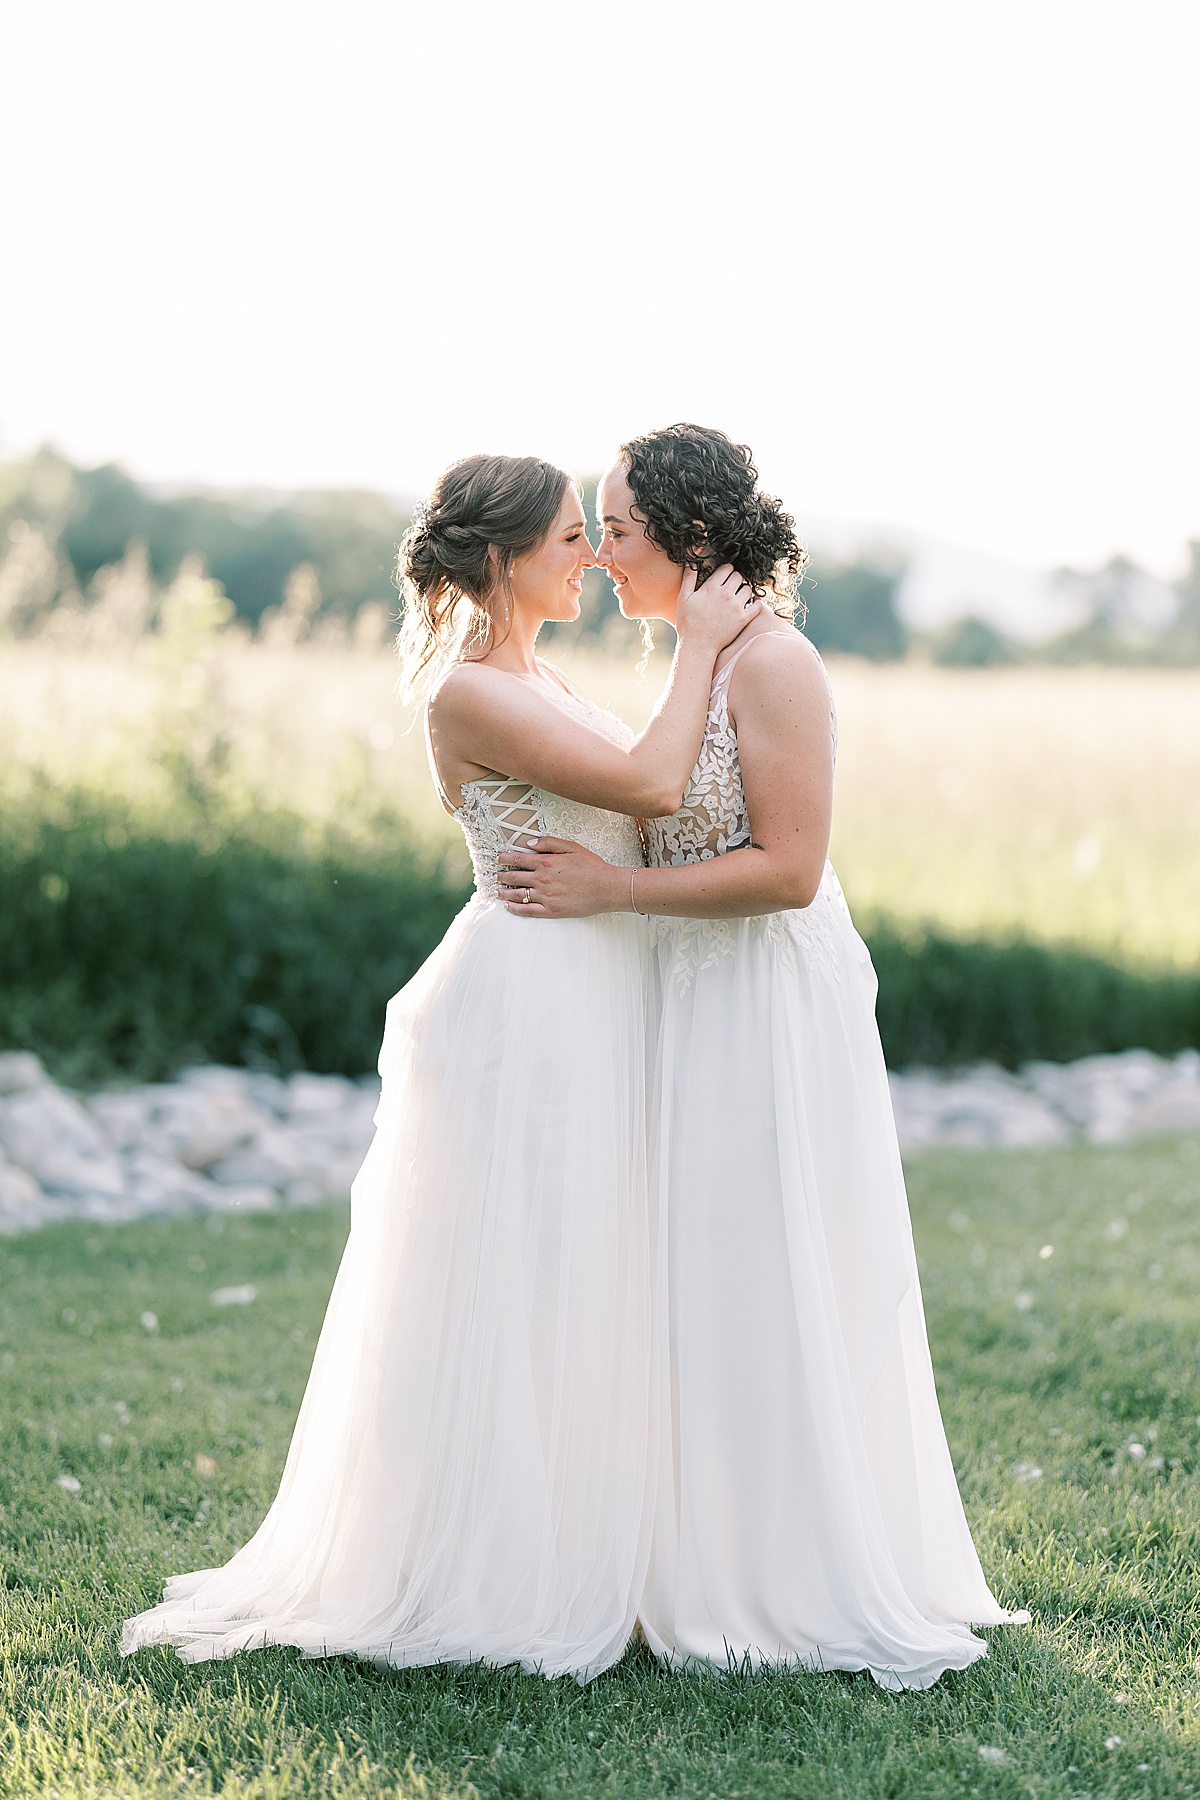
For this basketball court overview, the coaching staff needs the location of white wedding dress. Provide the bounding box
[123,687,655,1681]
[639,636,1027,1690]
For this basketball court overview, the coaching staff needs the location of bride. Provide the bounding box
[499,423,1028,1690]
[122,451,756,1680]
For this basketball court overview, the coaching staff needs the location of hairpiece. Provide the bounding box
[412,499,428,528]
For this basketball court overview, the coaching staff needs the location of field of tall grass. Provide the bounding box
[5,631,1200,968]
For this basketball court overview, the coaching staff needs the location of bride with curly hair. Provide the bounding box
[123,451,756,1680]
[499,423,1028,1690]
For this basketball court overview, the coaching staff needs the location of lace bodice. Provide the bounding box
[433,687,645,900]
[642,635,845,990]
[643,634,837,869]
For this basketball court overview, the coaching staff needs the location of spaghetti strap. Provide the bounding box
[712,629,838,761]
[713,632,773,685]
[536,657,579,700]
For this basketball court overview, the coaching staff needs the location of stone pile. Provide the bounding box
[0,1053,380,1234]
[1,1045,1199,1234]
[889,1047,1200,1151]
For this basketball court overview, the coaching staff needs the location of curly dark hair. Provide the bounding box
[620,423,806,612]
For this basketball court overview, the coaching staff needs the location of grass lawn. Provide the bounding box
[3,1138,1200,1797]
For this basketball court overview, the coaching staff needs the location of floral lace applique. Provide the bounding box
[653,879,843,993]
[647,672,752,867]
[645,648,843,992]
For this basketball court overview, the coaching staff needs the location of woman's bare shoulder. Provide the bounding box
[430,661,572,747]
[429,660,511,723]
[729,626,830,713]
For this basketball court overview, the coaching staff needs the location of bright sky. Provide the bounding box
[2,0,1198,576]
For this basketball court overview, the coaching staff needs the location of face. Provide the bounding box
[505,488,595,624]
[595,462,684,622]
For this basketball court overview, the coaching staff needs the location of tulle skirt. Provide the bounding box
[123,896,656,1680]
[639,867,1027,1691]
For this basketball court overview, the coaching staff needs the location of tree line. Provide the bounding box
[2,447,1197,664]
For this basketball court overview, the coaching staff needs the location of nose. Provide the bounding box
[596,535,614,569]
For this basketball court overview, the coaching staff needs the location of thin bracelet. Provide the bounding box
[630,868,644,916]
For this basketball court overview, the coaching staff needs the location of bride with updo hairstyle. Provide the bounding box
[499,423,1029,1689]
[123,450,757,1680]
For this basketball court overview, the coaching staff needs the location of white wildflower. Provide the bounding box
[211,1284,257,1307]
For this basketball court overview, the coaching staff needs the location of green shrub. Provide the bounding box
[2,810,1197,1084]
[0,814,471,1085]
[870,923,1200,1068]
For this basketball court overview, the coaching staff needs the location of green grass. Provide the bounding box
[4,1139,1200,1797]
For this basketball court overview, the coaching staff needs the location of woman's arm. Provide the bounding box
[429,567,757,819]
[497,634,834,916]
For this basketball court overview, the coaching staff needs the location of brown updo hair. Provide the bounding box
[396,452,573,699]
[621,423,807,617]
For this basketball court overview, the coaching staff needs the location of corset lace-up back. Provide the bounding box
[442,689,645,899]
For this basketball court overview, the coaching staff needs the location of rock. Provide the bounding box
[71,1193,148,1224]
[207,1124,305,1190]
[283,1177,336,1208]
[0,1085,126,1198]
[889,1064,1070,1151]
[1024,1048,1176,1144]
[890,1048,1200,1153]
[120,1148,224,1215]
[1128,1050,1200,1137]
[179,1064,289,1117]
[0,1158,47,1231]
[0,1040,1189,1238]
[286,1072,360,1117]
[0,1052,47,1097]
[85,1090,158,1152]
[93,1082,268,1172]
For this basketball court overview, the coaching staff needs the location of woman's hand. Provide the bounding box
[497,836,628,918]
[675,563,761,651]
